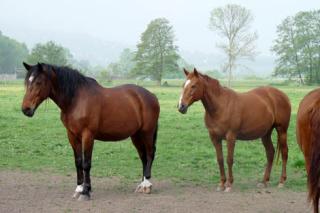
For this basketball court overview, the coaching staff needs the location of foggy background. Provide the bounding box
[0,0,319,77]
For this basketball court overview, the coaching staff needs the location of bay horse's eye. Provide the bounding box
[191,85,196,89]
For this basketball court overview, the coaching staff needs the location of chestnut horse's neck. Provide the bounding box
[200,76,233,116]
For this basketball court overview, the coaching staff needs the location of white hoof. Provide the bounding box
[224,187,232,192]
[278,183,284,188]
[216,185,225,192]
[73,191,81,199]
[257,182,267,188]
[78,194,90,201]
[73,185,83,199]
[135,177,152,194]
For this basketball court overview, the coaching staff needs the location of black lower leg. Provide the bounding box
[82,158,91,195]
[75,156,83,185]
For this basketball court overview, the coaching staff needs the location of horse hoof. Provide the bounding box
[224,187,232,192]
[257,182,267,188]
[216,185,225,192]
[135,186,152,194]
[278,183,284,188]
[72,192,81,199]
[78,194,90,201]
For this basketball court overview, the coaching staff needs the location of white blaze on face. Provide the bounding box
[179,79,191,108]
[28,74,35,83]
[184,79,191,88]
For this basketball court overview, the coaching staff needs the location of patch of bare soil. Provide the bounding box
[0,170,311,213]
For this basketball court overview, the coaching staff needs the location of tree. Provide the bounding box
[132,18,180,85]
[209,4,258,87]
[272,10,320,84]
[0,32,28,74]
[27,41,73,66]
[118,48,135,78]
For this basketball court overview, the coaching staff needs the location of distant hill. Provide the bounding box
[5,29,275,77]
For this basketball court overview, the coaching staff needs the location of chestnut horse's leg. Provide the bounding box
[67,131,84,199]
[276,127,288,187]
[209,133,226,191]
[259,131,275,188]
[225,135,236,192]
[78,131,94,201]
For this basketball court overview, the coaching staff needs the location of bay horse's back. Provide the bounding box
[297,88,320,213]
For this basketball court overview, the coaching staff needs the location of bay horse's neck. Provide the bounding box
[200,77,233,116]
[49,88,73,112]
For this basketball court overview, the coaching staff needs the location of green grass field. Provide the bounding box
[0,79,316,191]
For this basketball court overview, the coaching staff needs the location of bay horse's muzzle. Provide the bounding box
[22,107,35,117]
[178,103,188,114]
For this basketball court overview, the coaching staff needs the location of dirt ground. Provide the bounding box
[0,170,311,213]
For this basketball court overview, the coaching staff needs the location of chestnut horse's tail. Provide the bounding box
[308,104,320,211]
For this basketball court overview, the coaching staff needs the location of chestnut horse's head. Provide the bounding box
[21,62,54,117]
[178,68,205,114]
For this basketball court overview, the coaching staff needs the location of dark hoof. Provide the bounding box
[78,194,90,201]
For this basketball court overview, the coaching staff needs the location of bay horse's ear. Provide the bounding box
[194,68,199,77]
[23,62,31,71]
[183,68,189,76]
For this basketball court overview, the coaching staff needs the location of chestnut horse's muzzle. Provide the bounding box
[22,107,35,117]
[178,103,188,114]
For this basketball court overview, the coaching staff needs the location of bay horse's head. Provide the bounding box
[21,62,54,117]
[178,68,205,114]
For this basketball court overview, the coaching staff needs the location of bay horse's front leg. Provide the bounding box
[78,131,94,201]
[225,134,236,192]
[209,134,226,191]
[67,131,84,199]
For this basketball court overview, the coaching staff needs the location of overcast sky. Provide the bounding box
[1,0,319,56]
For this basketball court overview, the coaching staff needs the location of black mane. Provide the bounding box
[51,64,92,100]
[25,63,96,102]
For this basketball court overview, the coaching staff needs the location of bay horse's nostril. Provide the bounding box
[22,107,34,117]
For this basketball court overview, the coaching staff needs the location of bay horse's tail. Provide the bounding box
[308,103,320,212]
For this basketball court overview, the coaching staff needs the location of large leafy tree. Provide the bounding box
[209,4,258,87]
[27,41,73,66]
[132,18,180,85]
[0,31,28,74]
[272,10,320,84]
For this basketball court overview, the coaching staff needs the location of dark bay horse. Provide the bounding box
[178,68,291,192]
[21,62,160,201]
[297,88,320,213]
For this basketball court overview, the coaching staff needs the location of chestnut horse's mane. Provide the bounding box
[197,72,222,95]
[25,63,97,102]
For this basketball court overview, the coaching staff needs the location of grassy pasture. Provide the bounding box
[0,79,316,191]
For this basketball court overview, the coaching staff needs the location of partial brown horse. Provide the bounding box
[297,88,320,213]
[178,68,291,192]
[21,62,160,201]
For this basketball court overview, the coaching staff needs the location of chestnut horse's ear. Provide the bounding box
[23,62,31,71]
[183,68,189,76]
[194,68,199,77]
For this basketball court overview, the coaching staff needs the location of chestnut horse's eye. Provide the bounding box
[191,85,196,89]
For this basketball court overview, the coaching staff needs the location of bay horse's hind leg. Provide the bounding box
[258,130,275,188]
[275,126,288,187]
[131,129,157,194]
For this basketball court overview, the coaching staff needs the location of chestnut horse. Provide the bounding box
[178,68,291,192]
[21,62,159,201]
[297,88,320,213]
